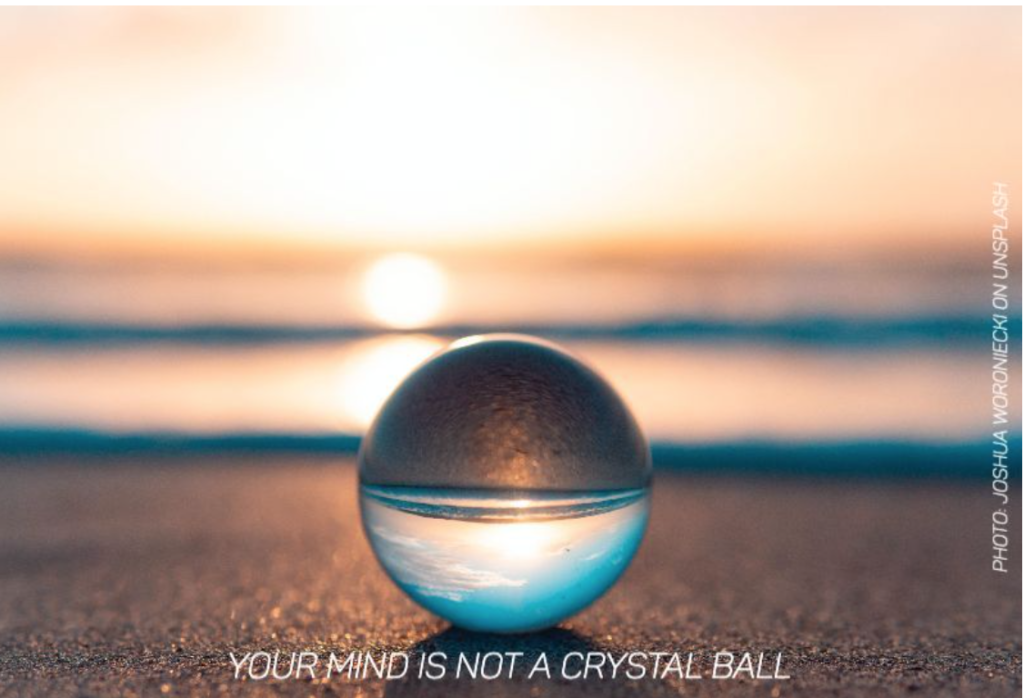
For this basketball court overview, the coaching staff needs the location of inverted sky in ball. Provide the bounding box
[359,334,651,633]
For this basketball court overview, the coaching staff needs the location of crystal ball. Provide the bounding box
[358,334,651,633]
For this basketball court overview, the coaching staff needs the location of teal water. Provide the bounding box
[359,485,650,633]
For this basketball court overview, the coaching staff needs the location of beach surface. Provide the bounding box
[0,457,1019,697]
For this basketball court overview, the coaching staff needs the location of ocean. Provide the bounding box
[0,259,1017,476]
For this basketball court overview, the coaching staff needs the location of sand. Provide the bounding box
[0,457,1019,697]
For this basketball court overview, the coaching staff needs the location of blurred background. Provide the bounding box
[0,7,1019,470]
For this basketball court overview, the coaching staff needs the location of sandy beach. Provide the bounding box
[0,456,1018,697]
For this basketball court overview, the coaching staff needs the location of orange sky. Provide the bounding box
[0,7,1019,262]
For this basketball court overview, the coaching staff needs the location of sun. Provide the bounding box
[362,253,447,329]
[484,522,553,561]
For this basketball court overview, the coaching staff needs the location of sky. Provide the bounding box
[0,7,1019,263]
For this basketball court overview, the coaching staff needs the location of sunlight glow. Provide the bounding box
[0,9,1017,254]
[485,522,555,561]
[362,254,447,329]
[335,335,444,428]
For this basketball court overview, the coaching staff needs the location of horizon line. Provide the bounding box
[0,426,1015,480]
[0,314,1013,347]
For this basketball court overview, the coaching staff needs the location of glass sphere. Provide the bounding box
[359,334,651,633]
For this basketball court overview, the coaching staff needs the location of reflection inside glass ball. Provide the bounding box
[358,335,651,633]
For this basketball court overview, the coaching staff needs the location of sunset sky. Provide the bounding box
[0,7,1019,262]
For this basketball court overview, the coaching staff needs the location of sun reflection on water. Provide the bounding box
[334,335,444,429]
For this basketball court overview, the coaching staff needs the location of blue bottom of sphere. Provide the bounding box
[360,485,649,633]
